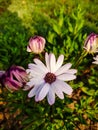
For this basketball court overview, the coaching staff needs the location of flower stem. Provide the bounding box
[75,50,88,68]
[49,106,54,123]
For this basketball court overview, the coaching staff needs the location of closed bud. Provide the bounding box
[1,65,28,92]
[27,36,45,54]
[84,33,98,53]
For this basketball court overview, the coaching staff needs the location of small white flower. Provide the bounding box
[26,53,77,105]
[92,55,98,64]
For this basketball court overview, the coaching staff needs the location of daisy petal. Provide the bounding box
[92,55,98,64]
[27,78,44,87]
[28,85,39,97]
[57,74,76,81]
[45,52,50,71]
[66,69,77,74]
[55,79,73,95]
[51,81,64,99]
[35,84,45,102]
[38,83,50,101]
[49,53,56,73]
[92,61,98,64]
[26,68,45,78]
[55,55,64,71]
[62,82,73,95]
[27,64,45,75]
[28,63,37,69]
[34,58,48,73]
[23,85,32,91]
[47,88,55,105]
[93,57,97,60]
[55,63,72,76]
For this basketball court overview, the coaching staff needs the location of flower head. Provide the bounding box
[83,33,98,53]
[27,36,46,54]
[1,65,28,92]
[26,53,77,105]
[92,55,98,64]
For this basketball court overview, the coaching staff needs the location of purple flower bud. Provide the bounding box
[27,36,46,54]
[1,65,28,92]
[84,33,98,53]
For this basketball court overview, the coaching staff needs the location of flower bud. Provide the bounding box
[1,65,28,92]
[27,36,46,54]
[84,33,98,53]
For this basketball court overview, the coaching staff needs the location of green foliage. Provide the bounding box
[0,11,33,69]
[46,5,87,64]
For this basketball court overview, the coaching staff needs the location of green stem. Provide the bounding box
[49,105,54,123]
[39,53,43,60]
[75,50,88,68]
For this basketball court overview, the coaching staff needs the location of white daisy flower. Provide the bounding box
[26,53,77,105]
[92,55,98,64]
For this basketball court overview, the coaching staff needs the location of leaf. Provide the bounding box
[81,87,95,96]
[53,24,61,35]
